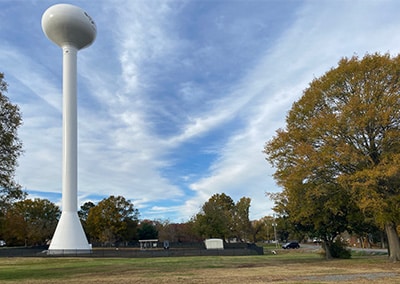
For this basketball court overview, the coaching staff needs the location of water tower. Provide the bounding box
[42,4,96,254]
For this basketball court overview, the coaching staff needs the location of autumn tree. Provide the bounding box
[156,221,202,243]
[265,53,400,261]
[86,195,139,245]
[0,73,24,233]
[180,220,203,242]
[251,215,276,243]
[4,198,60,246]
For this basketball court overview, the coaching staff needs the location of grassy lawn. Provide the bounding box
[0,250,398,283]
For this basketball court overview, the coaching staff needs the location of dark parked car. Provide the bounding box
[282,242,300,249]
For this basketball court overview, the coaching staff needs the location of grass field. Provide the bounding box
[0,250,399,283]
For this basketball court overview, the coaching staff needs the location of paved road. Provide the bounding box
[349,246,387,253]
[300,243,387,254]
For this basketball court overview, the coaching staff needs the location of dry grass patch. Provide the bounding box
[0,253,399,283]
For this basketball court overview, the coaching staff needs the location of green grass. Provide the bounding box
[0,252,394,283]
[0,253,316,281]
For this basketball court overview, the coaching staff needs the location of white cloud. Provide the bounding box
[3,0,400,223]
[180,0,400,220]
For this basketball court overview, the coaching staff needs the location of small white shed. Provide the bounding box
[205,238,224,250]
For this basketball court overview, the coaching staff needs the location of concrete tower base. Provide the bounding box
[48,211,91,255]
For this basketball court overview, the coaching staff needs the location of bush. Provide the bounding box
[329,239,351,259]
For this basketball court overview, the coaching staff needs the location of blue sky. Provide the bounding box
[1,0,400,222]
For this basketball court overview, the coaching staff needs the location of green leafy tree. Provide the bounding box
[120,218,139,244]
[194,193,252,242]
[232,197,251,242]
[194,193,235,240]
[0,73,24,236]
[78,201,95,223]
[4,198,60,246]
[265,53,400,261]
[86,195,139,245]
[137,220,158,240]
[78,201,95,240]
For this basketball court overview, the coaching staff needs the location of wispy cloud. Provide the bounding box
[2,0,400,222]
[179,0,400,220]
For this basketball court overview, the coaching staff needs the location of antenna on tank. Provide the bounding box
[42,4,96,254]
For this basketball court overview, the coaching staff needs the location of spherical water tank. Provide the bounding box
[42,4,96,50]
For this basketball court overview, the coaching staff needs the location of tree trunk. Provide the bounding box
[381,231,385,249]
[385,222,400,262]
[322,241,332,260]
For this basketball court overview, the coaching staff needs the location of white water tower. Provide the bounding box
[42,4,96,254]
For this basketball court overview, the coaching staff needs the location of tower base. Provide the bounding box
[48,211,91,255]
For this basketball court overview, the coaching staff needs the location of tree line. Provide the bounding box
[0,193,263,247]
[0,190,387,250]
